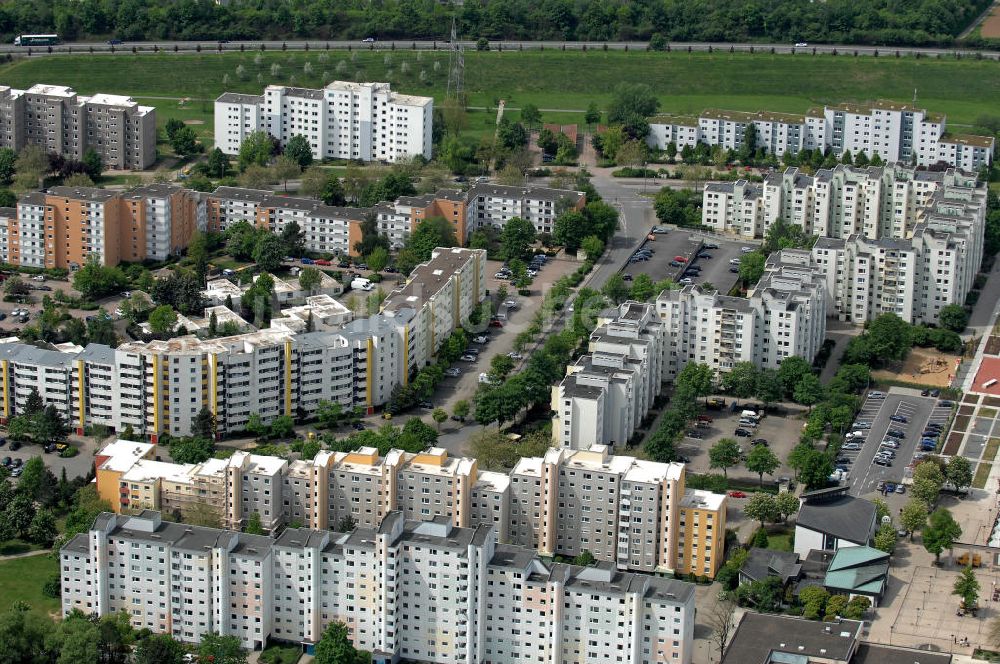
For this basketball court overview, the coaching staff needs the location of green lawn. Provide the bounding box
[0,50,998,136]
[765,529,794,552]
[0,554,60,615]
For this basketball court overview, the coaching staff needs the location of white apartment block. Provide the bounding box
[702,180,764,238]
[803,168,987,325]
[648,101,994,169]
[552,302,666,451]
[465,183,586,236]
[61,510,697,662]
[214,81,433,163]
[0,84,156,169]
[656,250,827,377]
[94,441,727,579]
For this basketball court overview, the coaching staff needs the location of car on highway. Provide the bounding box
[734,428,753,437]
[889,414,908,423]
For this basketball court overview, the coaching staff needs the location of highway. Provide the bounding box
[3,39,1000,60]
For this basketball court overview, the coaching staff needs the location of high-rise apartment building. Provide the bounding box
[0,247,485,439]
[1,184,200,269]
[552,302,666,451]
[93,440,727,579]
[648,101,994,169]
[61,510,698,662]
[464,183,586,236]
[214,81,433,163]
[656,250,827,377]
[0,84,156,169]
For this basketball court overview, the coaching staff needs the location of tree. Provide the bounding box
[607,83,659,125]
[867,313,913,362]
[738,123,758,163]
[188,229,210,283]
[738,251,766,285]
[824,594,850,620]
[298,267,323,295]
[284,134,314,169]
[755,370,784,404]
[489,354,515,381]
[301,167,346,205]
[947,456,973,492]
[628,273,656,301]
[744,492,779,528]
[721,362,759,398]
[26,507,56,546]
[199,634,248,664]
[147,305,178,335]
[0,148,15,185]
[900,499,929,540]
[775,491,799,523]
[745,445,780,486]
[800,586,830,620]
[498,216,536,262]
[135,634,186,664]
[336,515,356,533]
[453,400,470,421]
[192,406,217,440]
[519,103,542,128]
[273,155,301,192]
[245,512,264,535]
[844,595,871,620]
[270,415,295,439]
[82,148,104,179]
[280,220,306,257]
[206,147,229,178]
[602,274,631,305]
[253,233,286,273]
[73,256,128,299]
[404,216,457,265]
[798,448,834,489]
[776,356,813,398]
[431,408,448,431]
[169,126,202,158]
[367,246,389,274]
[912,460,945,506]
[874,522,897,553]
[955,566,981,609]
[793,374,824,410]
[936,303,969,333]
[496,119,528,151]
[314,622,369,664]
[706,594,737,662]
[923,508,962,563]
[584,102,602,128]
[708,438,741,478]
[238,130,275,171]
[615,139,646,169]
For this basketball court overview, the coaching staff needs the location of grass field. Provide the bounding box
[0,553,60,615]
[1,50,999,147]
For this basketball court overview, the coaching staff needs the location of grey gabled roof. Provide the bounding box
[739,548,801,584]
[796,495,877,545]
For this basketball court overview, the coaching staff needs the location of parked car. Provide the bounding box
[734,428,752,437]
[873,457,892,467]
[889,414,908,423]
[895,484,906,494]
[679,278,693,285]
[729,267,740,273]
[478,373,494,385]
[300,257,314,265]
[489,320,503,328]
[686,430,703,439]
[352,422,366,431]
[697,415,713,423]
[1,457,9,467]
[314,259,332,266]
[703,243,719,250]
[880,440,900,449]
[698,253,712,260]
[727,491,747,498]
[740,247,754,253]
[938,400,955,407]
[869,391,885,398]
[751,438,769,446]
[854,421,872,429]
[622,274,633,282]
[921,431,940,438]
[930,389,941,397]
[669,261,682,268]
[673,256,688,263]
[887,429,906,439]
[444,368,461,377]
[473,335,489,344]
[9,440,20,451]
[729,258,741,266]
[507,352,524,360]
[460,354,477,361]
[842,442,862,451]
[651,226,670,234]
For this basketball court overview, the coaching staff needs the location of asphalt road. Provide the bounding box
[4,39,1000,60]
[846,389,952,496]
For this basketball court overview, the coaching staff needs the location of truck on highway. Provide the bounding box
[13,34,60,46]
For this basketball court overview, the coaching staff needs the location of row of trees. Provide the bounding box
[843,312,965,367]
[6,0,987,45]
[0,145,103,195]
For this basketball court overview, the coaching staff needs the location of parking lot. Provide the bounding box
[677,400,805,485]
[843,387,954,497]
[1,434,99,480]
[621,230,758,294]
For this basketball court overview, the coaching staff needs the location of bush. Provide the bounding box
[42,573,61,598]
[59,446,78,458]
[686,473,728,492]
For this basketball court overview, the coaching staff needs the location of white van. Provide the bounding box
[351,277,374,291]
[740,409,759,420]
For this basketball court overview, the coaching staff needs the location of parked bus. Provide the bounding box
[13,34,60,46]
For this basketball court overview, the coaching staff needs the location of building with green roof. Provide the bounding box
[823,546,889,606]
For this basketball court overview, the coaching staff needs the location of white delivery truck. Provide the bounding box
[351,277,374,291]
